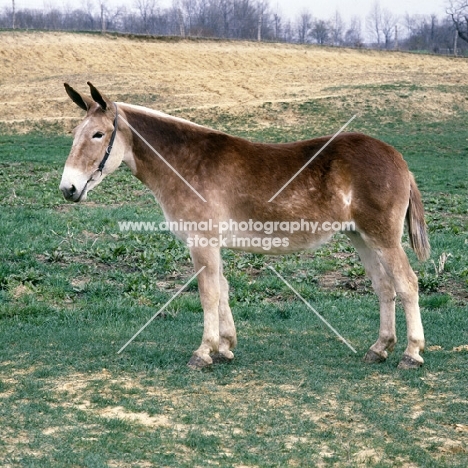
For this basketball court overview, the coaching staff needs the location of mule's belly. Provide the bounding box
[185,230,335,254]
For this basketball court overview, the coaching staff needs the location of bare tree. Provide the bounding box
[366,0,382,46]
[311,19,329,45]
[447,0,468,43]
[296,10,312,44]
[330,10,344,45]
[404,12,418,37]
[99,1,121,32]
[381,8,398,48]
[218,0,233,38]
[179,0,196,36]
[230,0,258,39]
[272,12,281,39]
[283,19,293,42]
[430,14,439,50]
[135,0,157,33]
[344,16,363,47]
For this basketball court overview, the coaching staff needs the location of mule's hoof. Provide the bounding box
[210,352,234,364]
[188,354,212,370]
[363,349,387,363]
[397,354,423,369]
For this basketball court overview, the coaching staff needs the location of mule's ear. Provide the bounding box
[64,83,93,111]
[87,81,112,111]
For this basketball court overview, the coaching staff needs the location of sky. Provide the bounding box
[1,0,449,25]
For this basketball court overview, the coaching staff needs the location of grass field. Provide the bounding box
[1,32,468,467]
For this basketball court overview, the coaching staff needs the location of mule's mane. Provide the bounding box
[119,103,218,133]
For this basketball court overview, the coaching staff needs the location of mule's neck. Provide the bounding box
[119,103,225,205]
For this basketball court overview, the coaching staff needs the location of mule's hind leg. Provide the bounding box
[347,232,397,363]
[211,260,237,363]
[376,246,425,369]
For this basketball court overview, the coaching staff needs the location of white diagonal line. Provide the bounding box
[117,266,206,354]
[120,115,207,203]
[268,114,357,202]
[267,266,357,353]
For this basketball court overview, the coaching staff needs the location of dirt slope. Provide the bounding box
[1,31,468,132]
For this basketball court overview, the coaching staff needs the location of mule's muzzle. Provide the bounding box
[60,183,86,202]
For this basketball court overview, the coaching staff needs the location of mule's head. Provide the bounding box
[60,82,127,202]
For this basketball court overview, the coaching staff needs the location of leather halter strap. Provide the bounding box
[97,103,119,175]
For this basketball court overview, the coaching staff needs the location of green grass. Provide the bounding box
[0,95,467,466]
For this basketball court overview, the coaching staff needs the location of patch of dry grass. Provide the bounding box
[2,31,468,133]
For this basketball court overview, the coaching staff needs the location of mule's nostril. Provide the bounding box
[60,183,79,201]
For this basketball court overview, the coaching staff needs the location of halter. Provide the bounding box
[97,103,119,175]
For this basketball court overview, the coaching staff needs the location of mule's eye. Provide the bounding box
[92,132,104,139]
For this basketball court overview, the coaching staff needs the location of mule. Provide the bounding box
[59,82,430,370]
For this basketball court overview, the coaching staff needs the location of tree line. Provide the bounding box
[1,0,468,54]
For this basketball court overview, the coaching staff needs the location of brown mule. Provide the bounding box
[60,83,430,369]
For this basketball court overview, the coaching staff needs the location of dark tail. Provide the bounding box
[406,172,430,261]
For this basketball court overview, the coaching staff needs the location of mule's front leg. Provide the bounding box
[188,247,220,369]
[364,293,396,363]
[212,261,237,363]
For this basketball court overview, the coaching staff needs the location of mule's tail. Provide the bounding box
[406,172,430,261]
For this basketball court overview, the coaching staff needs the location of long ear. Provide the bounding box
[87,81,112,111]
[64,83,93,111]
